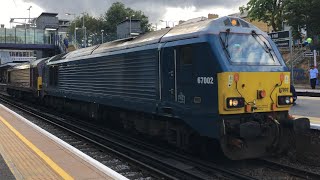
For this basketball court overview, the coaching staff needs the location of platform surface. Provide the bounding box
[0,104,128,180]
[293,114,320,130]
[296,88,320,93]
[0,153,15,180]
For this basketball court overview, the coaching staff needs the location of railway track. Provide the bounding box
[254,158,320,180]
[0,94,255,180]
[1,94,319,179]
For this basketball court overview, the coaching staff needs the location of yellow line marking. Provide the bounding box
[0,115,74,180]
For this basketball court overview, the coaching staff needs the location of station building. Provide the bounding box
[0,12,70,84]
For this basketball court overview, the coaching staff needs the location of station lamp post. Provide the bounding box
[94,33,98,45]
[170,21,176,27]
[160,20,176,28]
[101,30,104,44]
[81,13,87,47]
[160,20,169,28]
[154,23,158,31]
[89,34,93,46]
[126,15,135,36]
[75,27,80,46]
[66,13,77,45]
[27,6,32,26]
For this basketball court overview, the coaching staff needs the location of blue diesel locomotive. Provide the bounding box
[7,16,310,160]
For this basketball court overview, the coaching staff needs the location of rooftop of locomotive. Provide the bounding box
[8,61,30,70]
[30,57,49,67]
[8,57,49,70]
[50,16,266,63]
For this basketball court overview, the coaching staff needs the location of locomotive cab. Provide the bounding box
[156,17,309,159]
[214,19,310,159]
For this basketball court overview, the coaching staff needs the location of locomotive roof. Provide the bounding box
[8,57,49,70]
[30,57,49,67]
[0,62,20,69]
[8,62,30,70]
[62,27,172,60]
[53,16,265,63]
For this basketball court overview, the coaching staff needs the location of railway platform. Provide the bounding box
[0,104,128,180]
[293,114,320,130]
[296,88,320,97]
[295,83,320,97]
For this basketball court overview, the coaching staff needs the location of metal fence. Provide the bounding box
[292,68,319,84]
[0,28,55,45]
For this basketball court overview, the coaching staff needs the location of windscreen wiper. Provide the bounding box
[220,36,231,58]
[263,41,275,61]
[220,29,231,59]
[251,30,275,61]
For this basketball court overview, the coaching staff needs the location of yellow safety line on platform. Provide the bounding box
[0,115,74,180]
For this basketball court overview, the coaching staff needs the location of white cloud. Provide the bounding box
[156,6,240,29]
[1,0,248,28]
[0,0,43,28]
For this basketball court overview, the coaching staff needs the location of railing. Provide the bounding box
[0,28,56,45]
[285,49,307,67]
[11,56,37,62]
[292,51,305,66]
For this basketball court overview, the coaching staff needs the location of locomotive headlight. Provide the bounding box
[229,99,233,107]
[290,97,294,103]
[232,99,239,106]
[278,96,294,105]
[226,97,245,108]
[285,97,290,104]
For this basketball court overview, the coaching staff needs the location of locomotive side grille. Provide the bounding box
[56,51,158,101]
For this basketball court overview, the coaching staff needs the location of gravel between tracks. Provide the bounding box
[264,129,320,179]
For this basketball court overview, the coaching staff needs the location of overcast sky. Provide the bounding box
[1,0,248,28]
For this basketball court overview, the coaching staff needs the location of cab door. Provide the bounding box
[161,45,177,111]
[176,45,194,106]
[176,43,218,111]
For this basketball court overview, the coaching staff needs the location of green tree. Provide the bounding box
[68,2,152,45]
[285,0,320,42]
[240,0,286,32]
[68,13,104,45]
[103,2,151,37]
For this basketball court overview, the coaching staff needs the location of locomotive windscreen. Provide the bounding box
[219,32,280,66]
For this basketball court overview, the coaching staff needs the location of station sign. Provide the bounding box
[274,40,290,48]
[304,51,320,57]
[304,52,314,57]
[268,31,290,40]
[268,31,291,49]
